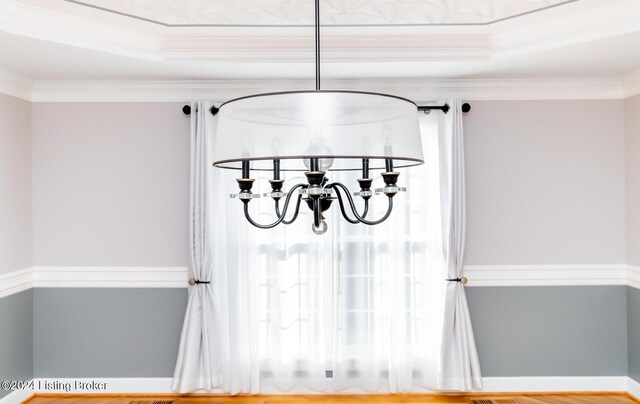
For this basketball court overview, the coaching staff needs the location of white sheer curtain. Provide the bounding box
[437,99,482,390]
[173,98,481,394]
[172,101,219,392]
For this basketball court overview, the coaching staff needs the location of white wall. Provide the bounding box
[627,95,640,267]
[31,103,190,266]
[0,93,31,274]
[464,100,626,265]
[27,100,627,268]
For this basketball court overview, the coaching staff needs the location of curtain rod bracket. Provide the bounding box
[182,105,219,116]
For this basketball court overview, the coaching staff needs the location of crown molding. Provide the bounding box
[0,67,33,101]
[0,62,635,102]
[623,68,640,98]
[27,77,624,103]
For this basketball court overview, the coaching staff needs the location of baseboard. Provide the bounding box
[31,378,176,394]
[0,389,34,404]
[481,376,629,393]
[628,377,640,400]
[2,377,634,397]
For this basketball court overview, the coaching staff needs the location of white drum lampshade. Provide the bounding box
[212,90,424,172]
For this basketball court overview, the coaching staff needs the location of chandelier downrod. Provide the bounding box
[315,0,321,91]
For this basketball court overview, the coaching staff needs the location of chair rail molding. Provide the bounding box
[30,266,189,288]
[0,266,188,299]
[1,265,640,300]
[463,264,636,287]
[0,267,32,299]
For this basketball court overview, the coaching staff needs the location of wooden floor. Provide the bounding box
[24,393,640,404]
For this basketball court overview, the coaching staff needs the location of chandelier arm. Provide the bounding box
[243,184,306,229]
[282,194,304,225]
[328,182,394,225]
[362,199,369,219]
[330,185,362,224]
[274,199,281,217]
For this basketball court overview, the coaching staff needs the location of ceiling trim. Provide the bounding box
[0,67,33,101]
[0,63,633,102]
[622,68,640,98]
[60,0,579,28]
[2,0,639,63]
[24,77,624,103]
[490,0,640,56]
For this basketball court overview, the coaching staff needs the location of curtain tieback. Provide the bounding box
[188,279,211,285]
[446,277,468,285]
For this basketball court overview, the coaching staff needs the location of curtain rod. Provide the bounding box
[417,103,471,114]
[181,103,471,116]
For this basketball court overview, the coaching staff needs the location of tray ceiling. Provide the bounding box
[0,0,639,102]
[64,0,573,26]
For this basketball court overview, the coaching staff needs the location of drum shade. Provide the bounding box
[213,90,424,171]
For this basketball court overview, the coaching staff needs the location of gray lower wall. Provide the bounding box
[29,286,630,379]
[629,287,640,382]
[0,290,33,399]
[33,288,187,377]
[466,286,628,377]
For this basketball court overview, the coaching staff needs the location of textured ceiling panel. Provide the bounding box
[64,0,574,26]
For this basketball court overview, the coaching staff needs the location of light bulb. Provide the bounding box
[303,157,334,172]
[303,140,334,172]
[312,220,328,235]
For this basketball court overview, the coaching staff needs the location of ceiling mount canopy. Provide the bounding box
[212,0,427,234]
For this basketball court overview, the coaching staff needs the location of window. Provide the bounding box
[245,116,446,393]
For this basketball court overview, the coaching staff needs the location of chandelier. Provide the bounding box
[210,0,425,235]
